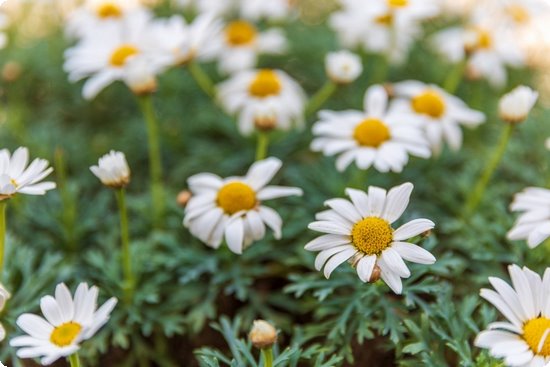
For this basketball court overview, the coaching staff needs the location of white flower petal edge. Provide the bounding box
[507,187,550,249]
[90,150,131,188]
[305,182,436,294]
[499,85,538,124]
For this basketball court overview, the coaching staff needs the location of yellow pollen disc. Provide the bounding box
[507,5,529,24]
[50,322,82,347]
[411,90,446,118]
[476,29,492,49]
[225,21,257,46]
[248,70,282,98]
[375,13,393,25]
[523,317,550,356]
[353,118,391,147]
[9,178,17,187]
[351,217,393,255]
[217,182,257,215]
[388,0,408,7]
[110,45,139,67]
[97,2,122,18]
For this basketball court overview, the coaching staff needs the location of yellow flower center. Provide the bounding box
[9,178,17,187]
[225,21,257,46]
[109,45,139,67]
[388,0,408,7]
[353,118,391,147]
[351,217,393,255]
[507,5,529,24]
[523,317,550,356]
[411,90,446,118]
[96,2,122,18]
[50,322,82,347]
[217,182,257,215]
[248,70,282,98]
[375,13,393,25]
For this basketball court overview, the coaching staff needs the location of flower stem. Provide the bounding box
[0,202,5,281]
[54,148,77,252]
[443,60,466,94]
[261,347,273,367]
[69,353,81,367]
[116,188,134,303]
[463,123,515,217]
[137,95,165,228]
[188,62,216,98]
[256,132,270,161]
[305,81,336,117]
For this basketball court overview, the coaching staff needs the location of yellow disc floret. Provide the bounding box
[351,217,393,255]
[375,13,394,25]
[97,2,123,18]
[249,70,282,98]
[217,182,257,215]
[388,0,408,7]
[507,5,529,24]
[523,317,550,356]
[353,118,391,147]
[50,322,82,347]
[110,45,139,67]
[412,90,446,118]
[225,21,257,46]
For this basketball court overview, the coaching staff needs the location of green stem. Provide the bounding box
[0,202,5,281]
[54,148,77,252]
[261,347,273,367]
[116,188,134,303]
[305,81,337,117]
[188,62,216,98]
[69,353,81,367]
[443,60,466,94]
[350,168,368,189]
[137,95,165,228]
[463,123,515,217]
[255,132,270,161]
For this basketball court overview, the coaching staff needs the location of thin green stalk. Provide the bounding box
[116,188,134,303]
[255,132,270,161]
[443,60,466,94]
[188,62,216,98]
[0,202,5,281]
[137,95,165,227]
[261,347,273,367]
[54,148,77,252]
[463,123,515,217]
[69,353,81,367]
[305,81,337,117]
[350,168,368,189]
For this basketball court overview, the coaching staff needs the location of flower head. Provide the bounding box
[305,182,436,294]
[325,50,363,84]
[499,85,538,124]
[475,265,550,366]
[10,282,117,365]
[507,187,550,248]
[184,157,303,254]
[90,150,130,188]
[0,147,56,201]
[249,320,277,349]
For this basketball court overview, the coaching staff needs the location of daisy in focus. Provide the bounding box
[0,147,56,200]
[305,182,435,294]
[205,20,287,74]
[10,282,117,365]
[311,84,431,173]
[217,69,306,135]
[325,50,363,85]
[390,80,486,154]
[475,265,550,366]
[0,283,10,341]
[507,187,550,248]
[90,150,131,188]
[183,157,303,254]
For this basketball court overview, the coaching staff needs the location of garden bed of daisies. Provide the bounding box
[0,0,550,366]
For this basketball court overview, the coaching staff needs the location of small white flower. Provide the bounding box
[238,0,294,22]
[0,283,10,342]
[217,69,306,135]
[122,58,157,95]
[90,150,130,188]
[175,0,234,18]
[311,84,431,173]
[475,265,550,366]
[507,187,550,248]
[325,50,363,84]
[499,85,538,124]
[0,147,56,200]
[10,282,117,365]
[391,80,485,154]
[305,182,436,294]
[184,157,303,254]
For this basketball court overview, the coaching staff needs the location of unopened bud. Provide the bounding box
[369,265,381,283]
[498,85,538,124]
[255,115,277,132]
[249,320,277,349]
[124,59,157,96]
[177,190,192,207]
[2,61,22,82]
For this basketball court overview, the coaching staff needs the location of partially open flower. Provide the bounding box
[123,58,157,96]
[90,150,131,189]
[249,320,277,349]
[325,50,362,84]
[498,85,538,124]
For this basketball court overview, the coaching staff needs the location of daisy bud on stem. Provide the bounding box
[124,59,158,96]
[249,320,277,367]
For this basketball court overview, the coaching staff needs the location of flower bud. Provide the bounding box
[90,150,131,189]
[498,85,538,124]
[124,58,157,96]
[369,265,381,283]
[177,190,192,207]
[325,50,362,85]
[249,320,277,349]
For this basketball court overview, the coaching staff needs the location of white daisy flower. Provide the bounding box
[0,147,56,200]
[325,50,363,85]
[0,11,9,50]
[305,182,435,294]
[10,282,117,365]
[499,85,538,124]
[0,283,10,342]
[238,0,294,22]
[391,80,486,154]
[475,265,550,366]
[217,69,306,135]
[205,20,287,75]
[311,84,431,173]
[90,150,130,188]
[175,0,235,18]
[507,187,550,248]
[63,11,168,100]
[184,157,303,255]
